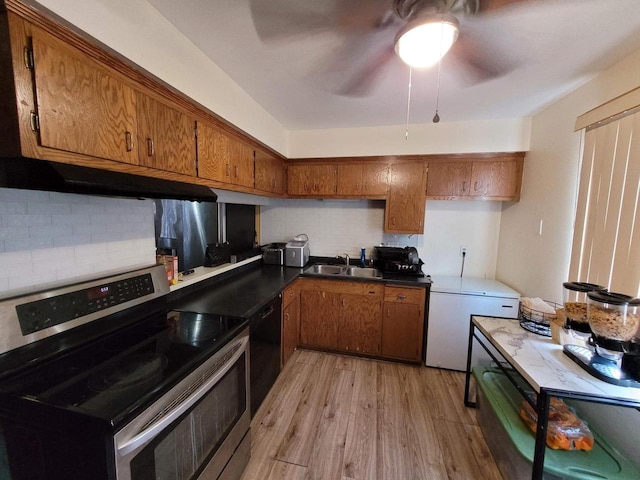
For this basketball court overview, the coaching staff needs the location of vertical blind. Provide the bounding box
[569,108,640,296]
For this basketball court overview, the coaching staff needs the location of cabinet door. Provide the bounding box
[381,302,424,362]
[385,163,426,234]
[471,161,519,198]
[31,28,137,164]
[229,140,255,188]
[336,291,382,354]
[345,291,382,355]
[197,123,254,186]
[287,164,337,196]
[426,161,472,197]
[362,164,389,196]
[300,290,339,348]
[255,150,284,194]
[336,164,362,195]
[282,288,300,367]
[197,122,230,182]
[136,92,196,175]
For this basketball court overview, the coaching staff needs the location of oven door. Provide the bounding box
[114,328,250,480]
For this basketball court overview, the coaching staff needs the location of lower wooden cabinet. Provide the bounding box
[381,286,426,362]
[297,279,424,362]
[282,282,300,367]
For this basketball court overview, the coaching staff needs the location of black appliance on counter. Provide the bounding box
[0,265,251,480]
[374,246,425,277]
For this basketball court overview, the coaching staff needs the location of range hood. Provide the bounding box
[0,158,218,202]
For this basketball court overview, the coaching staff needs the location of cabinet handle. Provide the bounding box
[474,181,478,191]
[125,131,134,152]
[341,298,345,308]
[356,182,360,192]
[285,312,289,320]
[234,165,238,179]
[225,164,231,177]
[146,138,154,156]
[397,294,406,300]
[462,181,467,192]
[387,307,390,317]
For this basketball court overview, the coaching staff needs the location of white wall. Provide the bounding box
[496,49,640,464]
[0,188,155,295]
[287,117,532,158]
[261,199,502,278]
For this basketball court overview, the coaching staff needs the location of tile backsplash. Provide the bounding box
[0,188,156,294]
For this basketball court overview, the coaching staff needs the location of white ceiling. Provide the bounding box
[146,0,640,131]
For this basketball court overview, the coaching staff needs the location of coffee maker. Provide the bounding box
[373,246,424,276]
[564,290,640,387]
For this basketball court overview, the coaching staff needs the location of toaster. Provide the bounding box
[262,243,286,265]
[285,239,310,267]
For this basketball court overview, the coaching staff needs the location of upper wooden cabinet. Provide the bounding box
[287,163,337,196]
[385,162,427,234]
[255,150,285,195]
[426,161,472,197]
[470,160,521,198]
[197,122,255,188]
[336,163,388,197]
[17,20,138,165]
[136,92,196,175]
[426,157,523,201]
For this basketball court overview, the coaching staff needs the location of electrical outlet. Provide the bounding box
[460,246,468,256]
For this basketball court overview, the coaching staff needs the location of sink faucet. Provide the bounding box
[336,253,350,265]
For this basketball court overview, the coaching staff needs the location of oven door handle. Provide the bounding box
[116,337,247,457]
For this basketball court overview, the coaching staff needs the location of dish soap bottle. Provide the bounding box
[360,248,366,267]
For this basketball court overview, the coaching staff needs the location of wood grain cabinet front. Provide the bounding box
[19,20,138,164]
[255,150,285,195]
[282,282,301,367]
[381,286,426,363]
[136,92,196,175]
[385,162,427,234]
[298,279,383,355]
[426,158,523,201]
[336,163,388,197]
[197,122,255,188]
[287,164,337,196]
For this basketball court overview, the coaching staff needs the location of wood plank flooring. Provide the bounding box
[241,349,503,480]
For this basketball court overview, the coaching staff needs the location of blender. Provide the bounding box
[564,290,640,387]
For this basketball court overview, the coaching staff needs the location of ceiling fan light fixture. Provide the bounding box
[394,14,459,69]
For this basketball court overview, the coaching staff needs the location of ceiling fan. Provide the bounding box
[249,0,529,96]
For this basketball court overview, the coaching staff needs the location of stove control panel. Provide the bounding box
[16,274,154,335]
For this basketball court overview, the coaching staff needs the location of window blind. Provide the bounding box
[569,109,640,296]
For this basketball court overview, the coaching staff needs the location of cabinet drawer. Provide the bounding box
[384,286,425,304]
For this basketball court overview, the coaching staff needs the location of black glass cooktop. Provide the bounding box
[0,311,247,428]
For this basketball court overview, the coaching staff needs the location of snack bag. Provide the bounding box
[520,396,594,451]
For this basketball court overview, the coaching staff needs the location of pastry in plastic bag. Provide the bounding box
[520,397,594,451]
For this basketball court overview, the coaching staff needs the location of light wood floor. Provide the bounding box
[240,349,503,480]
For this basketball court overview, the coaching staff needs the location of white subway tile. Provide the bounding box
[2,215,52,228]
[26,202,72,215]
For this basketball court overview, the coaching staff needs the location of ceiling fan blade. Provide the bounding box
[337,46,397,97]
[249,0,392,43]
[475,0,531,13]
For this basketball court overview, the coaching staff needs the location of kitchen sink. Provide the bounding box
[308,264,346,275]
[304,264,382,279]
[345,267,382,278]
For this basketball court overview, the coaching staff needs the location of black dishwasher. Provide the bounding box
[249,294,282,415]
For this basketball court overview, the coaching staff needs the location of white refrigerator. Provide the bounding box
[425,276,520,371]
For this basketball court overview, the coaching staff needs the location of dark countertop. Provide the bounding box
[170,264,303,318]
[169,260,431,319]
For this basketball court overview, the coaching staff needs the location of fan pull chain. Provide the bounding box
[433,56,441,123]
[405,67,412,139]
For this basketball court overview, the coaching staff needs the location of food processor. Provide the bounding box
[563,290,640,387]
